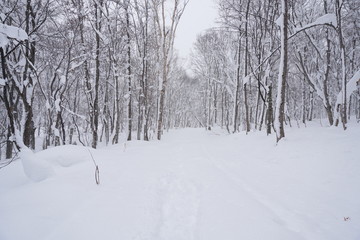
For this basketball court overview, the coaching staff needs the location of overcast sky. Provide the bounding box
[174,0,218,64]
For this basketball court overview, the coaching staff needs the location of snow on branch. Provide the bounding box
[294,14,337,32]
[275,15,283,27]
[243,14,338,83]
[0,78,6,86]
[346,70,360,100]
[0,23,28,48]
[243,75,251,86]
[335,69,360,107]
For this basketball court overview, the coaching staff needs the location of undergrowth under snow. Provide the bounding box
[0,122,359,240]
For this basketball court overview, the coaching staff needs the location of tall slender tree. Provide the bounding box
[274,0,288,142]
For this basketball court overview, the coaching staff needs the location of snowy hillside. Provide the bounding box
[0,123,360,240]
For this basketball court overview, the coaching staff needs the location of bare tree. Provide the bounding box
[152,0,188,140]
[274,0,288,142]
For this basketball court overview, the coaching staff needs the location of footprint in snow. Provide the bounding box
[157,175,200,240]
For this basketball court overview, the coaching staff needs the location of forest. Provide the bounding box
[1,0,360,160]
[1,1,360,239]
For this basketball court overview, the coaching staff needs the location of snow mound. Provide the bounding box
[36,145,92,167]
[19,145,92,181]
[0,23,28,48]
[20,148,55,182]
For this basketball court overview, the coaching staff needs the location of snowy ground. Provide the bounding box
[1,122,360,240]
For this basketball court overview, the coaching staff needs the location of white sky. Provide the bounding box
[174,0,218,63]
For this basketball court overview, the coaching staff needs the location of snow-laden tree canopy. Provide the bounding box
[0,23,28,48]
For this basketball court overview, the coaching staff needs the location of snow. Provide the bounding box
[0,13,5,21]
[310,13,337,27]
[54,99,61,112]
[46,100,51,110]
[19,148,55,182]
[243,75,251,85]
[60,75,66,85]
[1,123,360,240]
[16,57,26,68]
[275,15,283,27]
[69,61,85,71]
[295,14,337,32]
[0,31,9,48]
[36,145,92,167]
[0,23,28,48]
[346,69,360,100]
[0,78,6,86]
[334,69,360,109]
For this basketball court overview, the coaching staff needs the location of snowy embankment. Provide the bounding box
[0,122,360,240]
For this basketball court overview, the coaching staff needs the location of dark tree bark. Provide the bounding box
[334,0,347,130]
[266,84,273,135]
[126,1,133,141]
[22,0,37,149]
[92,0,103,148]
[243,0,251,134]
[233,36,241,133]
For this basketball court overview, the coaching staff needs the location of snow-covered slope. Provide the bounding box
[0,123,359,240]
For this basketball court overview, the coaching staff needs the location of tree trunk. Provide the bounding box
[243,0,251,134]
[274,0,288,142]
[126,1,133,141]
[92,0,103,148]
[323,0,334,126]
[113,73,121,144]
[22,0,36,149]
[233,37,241,133]
[302,81,306,125]
[6,126,13,159]
[266,84,273,135]
[308,91,314,121]
[335,0,347,130]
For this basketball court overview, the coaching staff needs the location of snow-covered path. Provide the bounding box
[1,123,360,240]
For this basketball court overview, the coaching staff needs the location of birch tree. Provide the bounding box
[152,0,188,140]
[274,0,288,142]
